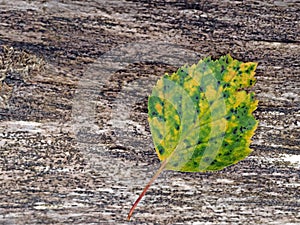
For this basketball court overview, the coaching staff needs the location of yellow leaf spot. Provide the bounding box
[155,103,163,114]
[234,91,247,108]
[205,84,217,101]
[223,69,236,82]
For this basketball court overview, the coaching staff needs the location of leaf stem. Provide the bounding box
[127,159,168,220]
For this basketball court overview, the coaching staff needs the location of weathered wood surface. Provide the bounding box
[0,1,299,224]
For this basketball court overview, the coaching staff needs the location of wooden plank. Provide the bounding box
[0,1,299,224]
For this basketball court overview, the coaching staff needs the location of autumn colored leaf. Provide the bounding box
[128,54,258,220]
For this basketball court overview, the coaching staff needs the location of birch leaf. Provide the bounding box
[128,54,258,220]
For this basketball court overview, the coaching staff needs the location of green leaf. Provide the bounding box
[128,54,258,220]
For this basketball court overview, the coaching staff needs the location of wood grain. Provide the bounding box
[0,1,299,224]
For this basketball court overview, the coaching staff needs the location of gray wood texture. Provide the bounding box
[0,1,299,224]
